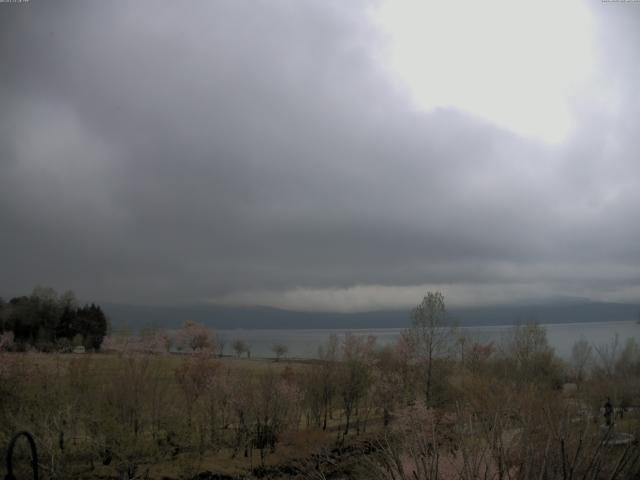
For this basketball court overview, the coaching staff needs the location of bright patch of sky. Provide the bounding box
[372,0,595,144]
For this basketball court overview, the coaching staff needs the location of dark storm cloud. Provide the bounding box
[1,1,640,309]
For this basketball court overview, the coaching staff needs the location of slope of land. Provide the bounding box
[104,300,640,331]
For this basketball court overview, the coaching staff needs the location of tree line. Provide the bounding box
[0,286,108,352]
[2,291,640,479]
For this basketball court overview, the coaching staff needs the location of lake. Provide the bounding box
[217,320,640,360]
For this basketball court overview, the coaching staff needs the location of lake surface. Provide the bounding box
[217,321,640,360]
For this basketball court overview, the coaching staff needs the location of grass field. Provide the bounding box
[0,351,386,479]
[3,329,640,479]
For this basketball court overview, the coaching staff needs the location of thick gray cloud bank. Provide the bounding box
[1,1,640,311]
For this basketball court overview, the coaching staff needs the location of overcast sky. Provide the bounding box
[2,1,640,311]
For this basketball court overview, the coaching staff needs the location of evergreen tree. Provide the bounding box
[1,288,108,351]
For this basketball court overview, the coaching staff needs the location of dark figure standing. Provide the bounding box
[604,397,614,426]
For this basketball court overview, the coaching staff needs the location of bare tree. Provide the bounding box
[369,403,447,480]
[571,336,592,383]
[215,334,226,357]
[593,333,620,377]
[232,339,248,358]
[615,337,640,376]
[408,291,454,404]
[336,333,376,435]
[506,322,551,364]
[0,331,14,352]
[174,352,218,429]
[252,369,299,465]
[373,345,404,427]
[176,320,215,353]
[314,334,338,431]
[272,343,288,362]
[500,322,562,387]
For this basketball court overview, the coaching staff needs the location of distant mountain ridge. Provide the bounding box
[103,300,640,332]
